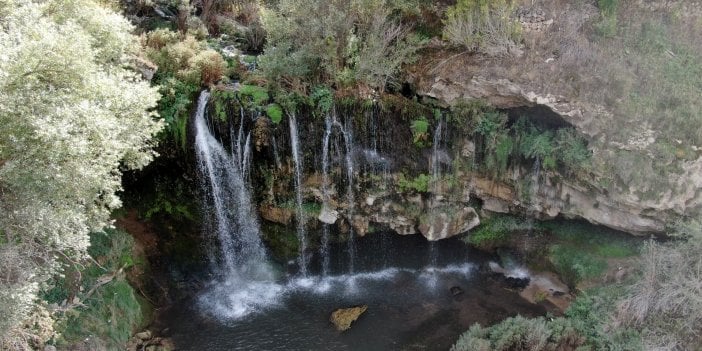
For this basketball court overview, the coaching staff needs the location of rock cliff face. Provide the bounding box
[406,52,701,235]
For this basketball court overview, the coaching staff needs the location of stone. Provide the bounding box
[318,206,338,224]
[418,206,480,241]
[260,205,293,225]
[135,330,152,341]
[330,305,368,331]
[450,286,463,296]
[44,346,57,351]
[351,215,369,237]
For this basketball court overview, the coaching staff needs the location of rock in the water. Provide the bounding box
[330,305,368,331]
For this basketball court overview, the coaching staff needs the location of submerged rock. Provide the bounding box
[330,305,368,331]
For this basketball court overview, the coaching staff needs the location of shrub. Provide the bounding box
[617,219,702,350]
[145,29,227,86]
[443,0,521,56]
[259,0,421,91]
[189,49,227,86]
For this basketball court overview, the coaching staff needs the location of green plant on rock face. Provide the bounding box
[266,103,283,124]
[442,0,521,56]
[411,118,430,147]
[310,85,334,113]
[239,84,269,106]
[397,173,431,193]
[157,78,199,151]
[467,215,532,249]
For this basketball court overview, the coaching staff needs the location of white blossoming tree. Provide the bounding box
[0,0,162,346]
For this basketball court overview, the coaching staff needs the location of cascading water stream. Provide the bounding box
[320,115,333,276]
[289,113,308,276]
[340,118,357,274]
[194,90,281,319]
[426,116,446,284]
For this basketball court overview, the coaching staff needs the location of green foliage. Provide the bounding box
[266,103,283,124]
[211,88,237,122]
[310,86,334,113]
[259,0,422,91]
[542,221,638,286]
[549,245,607,286]
[443,0,521,56]
[157,77,199,150]
[239,84,270,106]
[140,176,198,221]
[48,229,146,350]
[553,129,591,173]
[411,118,430,147]
[473,114,591,178]
[396,173,431,193]
[467,215,531,249]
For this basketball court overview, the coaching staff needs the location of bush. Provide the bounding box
[451,315,582,351]
[617,219,702,349]
[443,0,521,56]
[145,29,227,86]
[259,0,421,91]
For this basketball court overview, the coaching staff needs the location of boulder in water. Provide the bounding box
[330,305,368,331]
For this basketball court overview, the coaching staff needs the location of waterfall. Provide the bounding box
[289,113,308,276]
[320,115,333,276]
[427,116,446,273]
[340,118,357,274]
[194,90,281,319]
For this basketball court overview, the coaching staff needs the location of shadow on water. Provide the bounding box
[157,232,547,351]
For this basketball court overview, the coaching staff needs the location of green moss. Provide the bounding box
[266,103,283,124]
[239,84,269,106]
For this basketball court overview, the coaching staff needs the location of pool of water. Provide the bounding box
[157,233,546,350]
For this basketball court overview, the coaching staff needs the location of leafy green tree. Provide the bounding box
[0,0,162,346]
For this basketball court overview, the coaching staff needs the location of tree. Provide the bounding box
[0,0,162,347]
